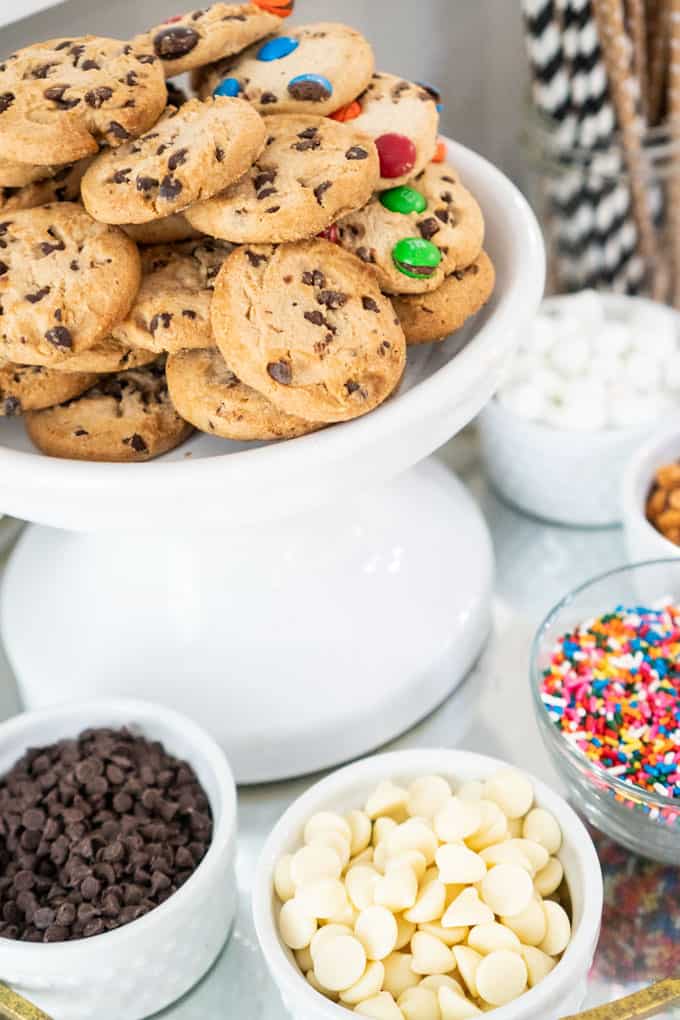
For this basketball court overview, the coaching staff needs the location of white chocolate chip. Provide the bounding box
[411,931,456,975]
[534,857,564,898]
[522,809,562,856]
[539,901,571,956]
[442,888,494,928]
[291,844,342,887]
[353,847,375,866]
[452,946,482,998]
[467,922,521,955]
[374,865,419,912]
[435,845,486,885]
[507,839,550,873]
[356,905,399,960]
[295,945,313,972]
[328,897,359,927]
[390,851,428,883]
[420,976,463,995]
[465,801,508,851]
[476,949,528,1006]
[279,898,317,950]
[398,985,441,1020]
[501,896,547,946]
[383,952,421,998]
[507,818,523,838]
[434,798,482,843]
[304,811,352,845]
[387,820,438,865]
[374,817,399,847]
[311,923,353,962]
[366,782,409,821]
[456,781,484,802]
[418,922,468,947]
[274,854,295,902]
[407,776,452,819]
[480,865,534,917]
[296,877,348,920]
[306,967,338,1000]
[521,945,557,987]
[403,878,446,924]
[348,810,373,856]
[374,843,390,874]
[314,934,367,992]
[340,961,386,1004]
[395,916,417,950]
[347,865,381,910]
[479,842,533,873]
[483,770,534,820]
[355,992,406,1019]
[309,830,351,869]
[438,987,482,1019]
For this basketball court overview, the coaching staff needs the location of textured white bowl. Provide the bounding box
[478,296,680,528]
[0,699,238,1020]
[253,749,603,1020]
[622,418,680,562]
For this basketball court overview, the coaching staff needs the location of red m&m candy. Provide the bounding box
[318,224,340,244]
[375,134,417,179]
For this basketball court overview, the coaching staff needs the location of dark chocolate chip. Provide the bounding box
[44,326,72,349]
[215,146,225,162]
[293,137,321,152]
[126,70,139,86]
[317,290,347,310]
[159,175,182,201]
[0,93,14,114]
[304,310,324,326]
[108,121,132,140]
[313,181,331,205]
[112,168,132,184]
[288,79,331,102]
[418,217,440,240]
[136,176,159,193]
[345,146,368,160]
[81,59,100,71]
[43,86,81,110]
[434,209,449,223]
[245,251,267,267]
[361,296,379,312]
[153,26,200,59]
[167,148,188,171]
[3,396,21,416]
[0,261,6,276]
[25,287,50,304]
[84,86,113,109]
[267,360,292,385]
[260,92,278,105]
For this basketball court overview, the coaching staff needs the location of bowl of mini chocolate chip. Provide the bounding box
[0,698,237,1020]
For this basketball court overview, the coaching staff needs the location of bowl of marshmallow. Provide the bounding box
[478,291,680,527]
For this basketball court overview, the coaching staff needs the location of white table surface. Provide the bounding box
[2,437,678,1018]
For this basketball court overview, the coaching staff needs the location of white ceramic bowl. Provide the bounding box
[478,296,680,528]
[622,418,680,562]
[253,749,603,1020]
[0,699,238,1020]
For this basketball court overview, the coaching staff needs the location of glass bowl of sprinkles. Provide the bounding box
[530,559,680,865]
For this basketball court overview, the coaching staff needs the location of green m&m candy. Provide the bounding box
[380,185,427,215]
[392,237,442,279]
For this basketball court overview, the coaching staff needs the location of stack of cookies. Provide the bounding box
[0,2,495,462]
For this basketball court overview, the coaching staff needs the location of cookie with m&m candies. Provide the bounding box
[330,72,440,188]
[198,22,374,116]
[336,162,485,295]
[131,2,287,79]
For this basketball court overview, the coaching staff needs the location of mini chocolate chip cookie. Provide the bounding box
[211,239,406,423]
[113,239,235,353]
[81,98,266,224]
[336,161,485,295]
[0,159,91,214]
[25,360,193,461]
[331,72,439,189]
[185,115,378,243]
[0,359,98,416]
[0,157,62,189]
[0,37,167,165]
[392,251,496,344]
[0,202,142,366]
[198,22,374,116]
[167,347,321,440]
[131,2,285,79]
[122,213,201,245]
[0,331,155,372]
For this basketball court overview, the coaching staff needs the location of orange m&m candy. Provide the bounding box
[330,100,362,123]
[253,0,294,17]
[432,139,446,163]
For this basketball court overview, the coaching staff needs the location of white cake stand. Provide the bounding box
[0,139,544,783]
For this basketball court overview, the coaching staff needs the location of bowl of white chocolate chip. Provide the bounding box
[252,750,602,1020]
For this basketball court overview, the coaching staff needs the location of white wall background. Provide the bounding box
[0,1,529,186]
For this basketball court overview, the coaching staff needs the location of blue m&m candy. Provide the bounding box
[214,77,241,98]
[257,36,299,61]
[287,73,333,101]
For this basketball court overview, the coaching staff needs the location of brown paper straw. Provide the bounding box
[563,977,680,1019]
[669,0,680,306]
[626,0,648,119]
[593,0,663,296]
[647,0,669,125]
[0,985,52,1020]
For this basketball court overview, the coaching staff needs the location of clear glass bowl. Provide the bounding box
[530,559,680,865]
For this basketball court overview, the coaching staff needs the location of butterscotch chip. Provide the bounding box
[656,463,680,488]
[657,509,680,530]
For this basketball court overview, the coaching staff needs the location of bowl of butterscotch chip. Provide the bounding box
[0,699,237,1020]
[622,419,680,561]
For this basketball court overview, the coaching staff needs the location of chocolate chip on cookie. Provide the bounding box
[81,98,266,224]
[210,239,406,423]
[0,37,167,165]
[167,347,321,440]
[185,114,378,243]
[198,22,374,117]
[25,359,193,461]
[0,203,141,366]
[0,358,99,415]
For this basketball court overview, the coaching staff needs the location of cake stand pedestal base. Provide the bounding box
[1,458,493,783]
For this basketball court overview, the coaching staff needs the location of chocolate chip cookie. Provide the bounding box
[198,22,374,116]
[392,251,496,344]
[131,2,286,79]
[0,157,61,189]
[185,115,378,243]
[0,359,98,416]
[0,202,142,366]
[336,161,485,295]
[211,240,406,423]
[331,72,439,189]
[167,347,321,440]
[25,360,193,461]
[0,37,167,165]
[81,98,265,224]
[113,239,235,353]
[122,213,201,245]
[0,159,90,214]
